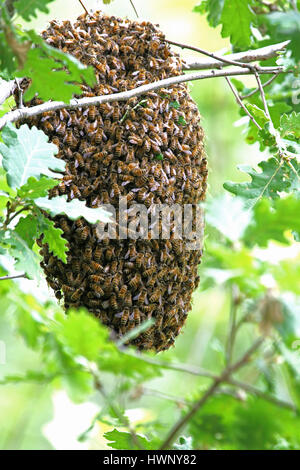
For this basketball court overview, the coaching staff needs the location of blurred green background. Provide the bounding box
[0,0,299,450]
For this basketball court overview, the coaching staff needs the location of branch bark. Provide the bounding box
[0,41,288,113]
[0,66,283,130]
[0,79,16,106]
[182,41,290,70]
[0,273,27,281]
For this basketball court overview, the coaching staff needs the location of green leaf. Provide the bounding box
[170,100,180,109]
[155,153,164,160]
[224,157,299,207]
[54,310,111,361]
[104,429,156,450]
[202,242,265,295]
[280,112,300,139]
[62,369,94,403]
[98,349,161,381]
[205,194,251,242]
[16,49,82,102]
[16,31,96,102]
[17,176,58,200]
[272,259,300,296]
[177,116,187,126]
[258,11,300,60]
[5,230,41,279]
[221,0,254,48]
[14,0,55,21]
[36,213,68,263]
[0,370,55,385]
[174,436,193,450]
[15,215,38,250]
[246,103,269,127]
[193,0,225,27]
[34,195,113,224]
[0,124,65,189]
[15,212,68,262]
[243,195,300,247]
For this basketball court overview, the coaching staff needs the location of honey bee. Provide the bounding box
[64,129,77,149]
[90,261,103,272]
[143,266,156,277]
[84,245,93,260]
[88,105,97,121]
[120,44,134,55]
[56,121,66,136]
[70,185,81,199]
[89,274,104,284]
[62,284,74,294]
[118,308,129,326]
[91,284,104,298]
[111,183,121,199]
[115,125,123,140]
[128,134,143,146]
[42,119,54,133]
[114,143,123,158]
[94,129,104,144]
[93,245,102,262]
[110,294,119,311]
[146,277,156,288]
[90,161,98,177]
[71,287,84,301]
[82,262,93,274]
[149,289,162,303]
[72,259,80,274]
[129,273,141,290]
[76,226,89,241]
[105,247,114,261]
[118,285,127,299]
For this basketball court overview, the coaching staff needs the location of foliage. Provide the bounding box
[0,0,299,452]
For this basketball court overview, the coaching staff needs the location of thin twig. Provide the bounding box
[225,77,262,130]
[241,73,279,100]
[121,349,217,379]
[129,0,139,18]
[78,0,89,15]
[255,71,272,121]
[159,378,221,450]
[227,378,297,412]
[0,273,27,281]
[141,387,189,407]
[159,338,264,450]
[225,285,239,366]
[93,374,144,450]
[166,39,258,72]
[0,66,283,130]
[290,0,298,11]
[121,349,296,412]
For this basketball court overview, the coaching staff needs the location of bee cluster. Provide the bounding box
[24,11,207,351]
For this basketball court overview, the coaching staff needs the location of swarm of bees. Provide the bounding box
[21,11,207,352]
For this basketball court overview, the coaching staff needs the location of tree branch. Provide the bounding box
[0,41,288,109]
[0,66,283,130]
[0,273,27,281]
[226,77,262,130]
[227,378,297,412]
[159,338,264,450]
[241,73,279,100]
[93,373,144,450]
[0,79,16,106]
[181,41,290,70]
